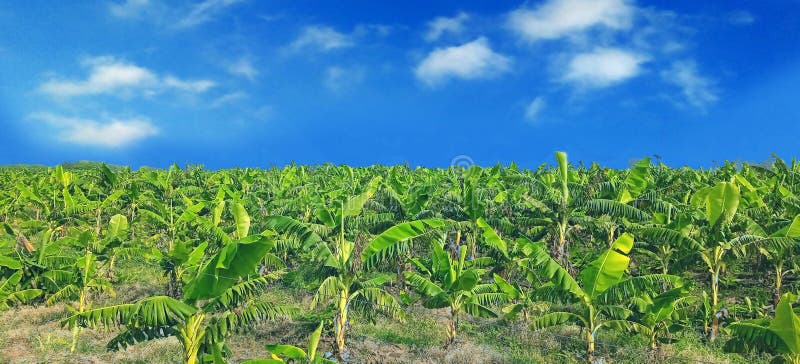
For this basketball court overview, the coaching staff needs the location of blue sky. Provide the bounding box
[0,0,798,169]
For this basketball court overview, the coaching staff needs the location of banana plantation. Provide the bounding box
[2,152,800,363]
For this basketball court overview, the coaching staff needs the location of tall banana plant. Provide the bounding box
[62,234,287,364]
[585,157,653,246]
[268,177,405,359]
[528,233,681,363]
[522,152,585,270]
[691,180,751,340]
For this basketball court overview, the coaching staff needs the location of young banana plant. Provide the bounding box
[725,293,800,364]
[0,270,42,311]
[242,321,336,364]
[627,286,694,350]
[740,214,800,305]
[404,236,502,346]
[492,273,544,323]
[528,233,682,363]
[44,215,128,352]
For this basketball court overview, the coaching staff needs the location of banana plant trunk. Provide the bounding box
[106,255,117,281]
[70,252,92,352]
[166,269,183,299]
[554,218,570,270]
[646,336,662,363]
[396,260,407,290]
[445,307,457,347]
[69,288,86,352]
[709,269,720,341]
[335,288,349,359]
[774,263,783,306]
[587,309,597,364]
[179,313,206,364]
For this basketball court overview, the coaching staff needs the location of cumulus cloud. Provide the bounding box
[562,48,647,87]
[425,12,470,42]
[525,97,546,121]
[661,60,718,109]
[415,37,511,87]
[39,57,156,96]
[176,0,245,28]
[38,56,214,98]
[288,25,354,53]
[508,0,633,41]
[30,112,158,147]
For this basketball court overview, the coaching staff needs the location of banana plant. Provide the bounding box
[742,215,800,304]
[520,152,587,271]
[585,157,654,245]
[360,219,447,270]
[149,239,208,299]
[691,180,751,341]
[528,233,681,363]
[627,286,695,350]
[725,293,800,363]
[242,321,336,364]
[0,270,42,311]
[492,273,546,323]
[62,234,287,364]
[404,237,502,346]
[268,177,405,360]
[379,172,437,287]
[43,217,128,352]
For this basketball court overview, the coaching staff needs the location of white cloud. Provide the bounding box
[415,37,511,87]
[525,97,546,121]
[162,76,215,92]
[562,48,647,87]
[176,0,245,28]
[661,60,718,109]
[39,56,214,98]
[108,0,151,18]
[324,66,365,93]
[40,57,157,96]
[210,92,248,108]
[226,57,259,81]
[288,25,354,53]
[727,10,755,26]
[425,12,470,42]
[508,0,633,41]
[30,112,158,147]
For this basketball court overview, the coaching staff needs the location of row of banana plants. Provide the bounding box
[1,153,800,363]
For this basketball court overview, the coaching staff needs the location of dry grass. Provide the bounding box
[0,302,183,364]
